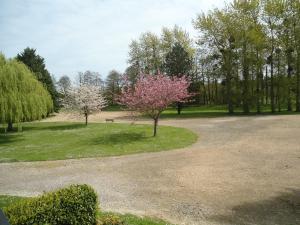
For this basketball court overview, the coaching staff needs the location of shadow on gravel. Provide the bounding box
[210,189,300,225]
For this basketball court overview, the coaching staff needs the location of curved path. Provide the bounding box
[0,115,300,225]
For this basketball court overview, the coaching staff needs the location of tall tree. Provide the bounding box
[232,0,264,113]
[292,0,300,112]
[78,71,104,88]
[16,48,58,111]
[0,54,53,131]
[164,42,193,114]
[194,8,237,113]
[161,25,195,59]
[127,26,195,82]
[262,0,285,113]
[57,75,71,97]
[105,70,121,105]
[57,75,72,107]
[193,0,300,114]
[164,42,193,77]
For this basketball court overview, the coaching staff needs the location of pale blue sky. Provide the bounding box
[0,0,225,79]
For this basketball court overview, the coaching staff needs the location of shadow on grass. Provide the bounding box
[90,131,148,145]
[210,189,300,225]
[0,133,23,145]
[23,123,86,131]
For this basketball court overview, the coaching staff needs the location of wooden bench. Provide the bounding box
[105,118,114,123]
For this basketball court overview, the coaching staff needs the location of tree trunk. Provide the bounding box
[207,76,211,104]
[225,50,234,114]
[265,66,269,105]
[296,52,300,112]
[277,53,281,112]
[242,44,250,114]
[7,122,13,132]
[202,75,207,105]
[214,78,218,104]
[270,55,275,113]
[226,72,234,114]
[256,51,261,114]
[85,114,88,126]
[287,55,293,111]
[177,102,182,115]
[153,118,158,137]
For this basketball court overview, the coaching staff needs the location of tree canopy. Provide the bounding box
[164,42,192,77]
[0,54,53,131]
[126,25,194,82]
[193,0,300,113]
[105,70,122,105]
[16,48,59,111]
[118,74,190,136]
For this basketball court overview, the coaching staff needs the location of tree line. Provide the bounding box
[2,0,300,130]
[58,0,300,115]
[124,0,300,114]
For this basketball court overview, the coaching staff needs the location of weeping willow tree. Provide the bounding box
[0,54,53,131]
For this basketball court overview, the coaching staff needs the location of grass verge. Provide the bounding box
[160,105,300,119]
[0,122,197,162]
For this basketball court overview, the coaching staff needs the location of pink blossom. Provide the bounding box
[118,73,191,136]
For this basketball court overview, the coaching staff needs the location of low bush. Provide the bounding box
[3,184,98,225]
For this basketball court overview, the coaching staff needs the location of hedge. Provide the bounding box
[3,184,98,225]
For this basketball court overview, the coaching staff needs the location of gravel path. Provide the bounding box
[0,115,300,225]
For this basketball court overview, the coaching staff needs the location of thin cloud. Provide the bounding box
[0,0,225,79]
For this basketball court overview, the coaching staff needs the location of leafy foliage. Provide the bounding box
[105,70,122,105]
[118,74,190,136]
[126,26,194,82]
[16,48,59,111]
[192,0,300,113]
[62,84,107,125]
[0,54,53,129]
[3,184,98,225]
[164,42,192,77]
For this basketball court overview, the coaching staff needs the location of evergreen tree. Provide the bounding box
[16,47,59,111]
[164,42,192,77]
[105,70,121,105]
[164,42,193,114]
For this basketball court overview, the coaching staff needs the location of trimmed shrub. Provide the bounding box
[4,184,98,225]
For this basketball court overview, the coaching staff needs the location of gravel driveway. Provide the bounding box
[0,115,299,225]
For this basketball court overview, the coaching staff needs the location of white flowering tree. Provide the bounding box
[63,84,107,125]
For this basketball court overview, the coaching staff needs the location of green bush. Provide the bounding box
[3,184,98,225]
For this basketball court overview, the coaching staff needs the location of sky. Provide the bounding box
[0,0,225,80]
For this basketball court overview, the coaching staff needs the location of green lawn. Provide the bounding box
[0,122,197,163]
[0,195,172,225]
[0,195,26,209]
[98,212,172,225]
[160,104,300,119]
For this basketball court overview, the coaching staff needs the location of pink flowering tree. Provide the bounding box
[118,73,191,136]
[63,84,107,125]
